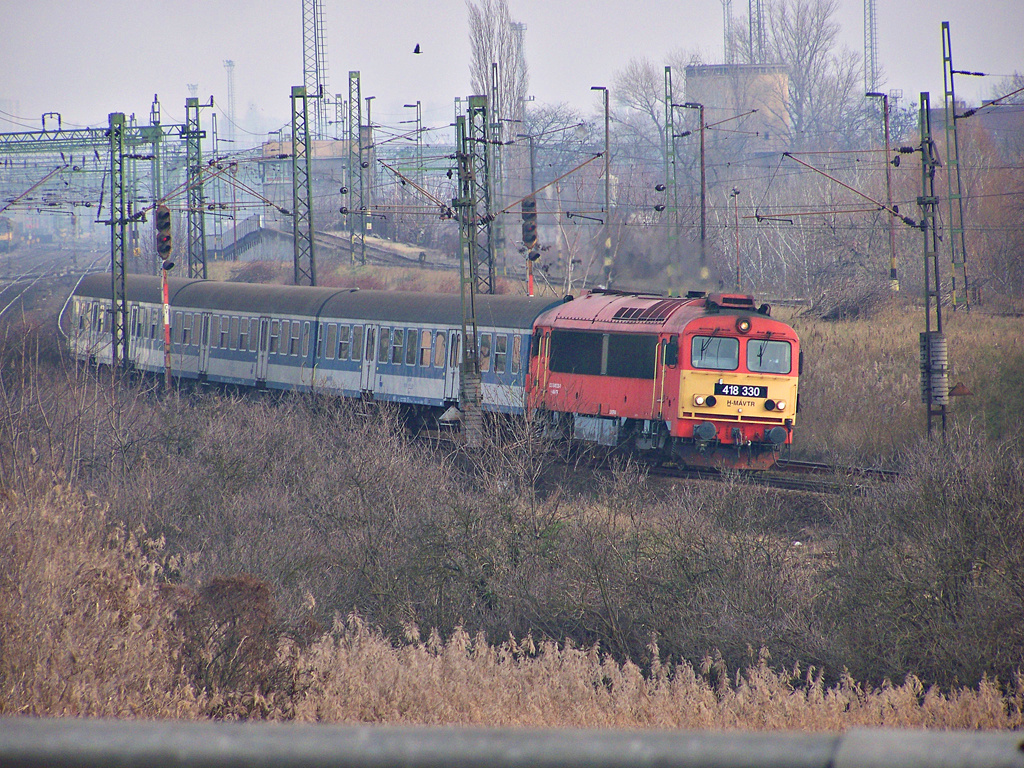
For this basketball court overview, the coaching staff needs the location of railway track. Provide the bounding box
[648,458,898,495]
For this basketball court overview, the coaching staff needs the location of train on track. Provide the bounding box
[67,273,800,469]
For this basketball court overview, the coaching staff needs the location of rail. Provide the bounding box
[1,719,1022,768]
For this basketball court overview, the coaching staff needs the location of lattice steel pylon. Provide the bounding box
[464,95,494,295]
[108,112,129,372]
[302,0,329,139]
[454,111,483,447]
[291,86,317,286]
[941,21,971,311]
[864,0,879,93]
[184,97,209,279]
[918,93,948,438]
[347,71,365,264]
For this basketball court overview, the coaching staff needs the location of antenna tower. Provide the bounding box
[748,0,765,63]
[302,0,329,140]
[864,0,879,93]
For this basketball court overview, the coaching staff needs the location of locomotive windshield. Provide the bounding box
[747,339,792,374]
[691,335,739,370]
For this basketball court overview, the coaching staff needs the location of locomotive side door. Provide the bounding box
[255,316,271,382]
[360,324,378,392]
[443,329,460,401]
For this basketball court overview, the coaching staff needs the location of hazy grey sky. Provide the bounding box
[2,0,1021,140]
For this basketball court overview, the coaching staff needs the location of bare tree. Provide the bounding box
[467,0,529,133]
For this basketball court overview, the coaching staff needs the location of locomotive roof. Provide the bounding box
[74,273,563,330]
[534,290,786,335]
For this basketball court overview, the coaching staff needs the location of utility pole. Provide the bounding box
[591,86,611,284]
[730,188,741,289]
[941,21,972,310]
[682,102,706,273]
[867,91,898,292]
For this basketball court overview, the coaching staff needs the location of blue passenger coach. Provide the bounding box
[70,274,565,416]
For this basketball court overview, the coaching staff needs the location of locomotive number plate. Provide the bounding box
[714,382,767,398]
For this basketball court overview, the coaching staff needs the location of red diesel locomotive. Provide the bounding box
[526,289,800,469]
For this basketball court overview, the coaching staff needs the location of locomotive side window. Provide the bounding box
[549,330,602,376]
[691,335,739,370]
[434,332,446,368]
[405,329,418,366]
[511,335,522,374]
[746,339,791,374]
[479,333,492,373]
[493,334,507,374]
[606,333,658,379]
[531,330,541,358]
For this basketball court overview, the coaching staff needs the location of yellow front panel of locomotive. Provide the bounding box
[678,370,798,423]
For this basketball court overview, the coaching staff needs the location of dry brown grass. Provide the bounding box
[296,617,1023,730]
[790,302,1024,464]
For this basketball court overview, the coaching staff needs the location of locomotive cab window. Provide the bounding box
[691,335,739,371]
[746,339,792,374]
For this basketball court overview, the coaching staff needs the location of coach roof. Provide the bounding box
[75,273,563,329]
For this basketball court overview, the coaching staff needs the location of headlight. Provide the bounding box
[694,395,705,406]
[776,400,787,411]
[736,317,751,333]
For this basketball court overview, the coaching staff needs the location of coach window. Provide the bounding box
[220,316,230,349]
[405,329,418,366]
[249,319,259,352]
[511,335,522,374]
[420,331,433,367]
[269,320,281,353]
[238,319,249,351]
[301,322,311,357]
[340,325,352,360]
[479,333,492,373]
[378,327,390,363]
[229,317,240,350]
[182,313,193,346]
[691,335,739,371]
[91,304,99,333]
[746,338,791,374]
[434,332,446,368]
[173,311,183,344]
[493,334,507,374]
[450,334,460,368]
[289,322,301,356]
[325,324,338,359]
[391,328,404,364]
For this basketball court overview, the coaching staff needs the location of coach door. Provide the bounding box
[198,313,212,375]
[443,330,460,401]
[255,317,271,382]
[359,325,378,392]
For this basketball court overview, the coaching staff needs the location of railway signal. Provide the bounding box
[155,204,172,259]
